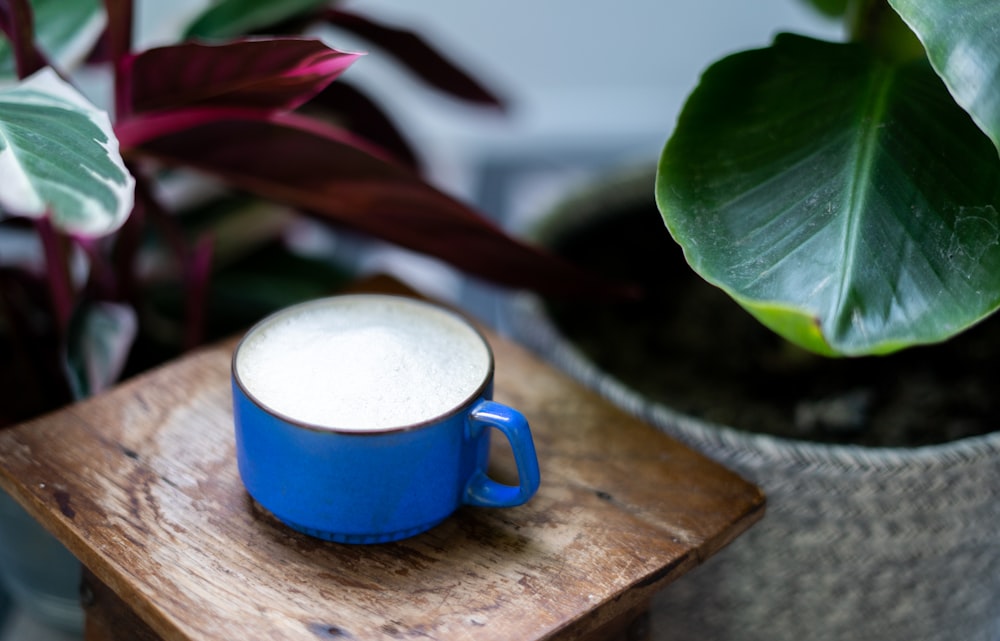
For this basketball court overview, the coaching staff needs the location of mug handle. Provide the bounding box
[464,400,541,508]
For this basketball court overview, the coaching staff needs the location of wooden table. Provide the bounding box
[0,279,764,641]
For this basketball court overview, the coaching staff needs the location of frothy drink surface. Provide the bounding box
[235,296,491,431]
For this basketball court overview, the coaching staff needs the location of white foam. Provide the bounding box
[235,296,491,431]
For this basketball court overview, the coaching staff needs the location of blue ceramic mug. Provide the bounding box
[231,294,541,544]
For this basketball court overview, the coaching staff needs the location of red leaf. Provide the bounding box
[0,0,47,78]
[305,80,421,170]
[324,9,506,110]
[125,112,629,298]
[125,37,362,115]
[116,106,389,160]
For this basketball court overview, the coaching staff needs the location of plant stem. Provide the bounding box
[112,174,145,304]
[103,0,134,120]
[183,237,213,351]
[35,217,75,334]
[132,173,208,350]
[0,0,47,78]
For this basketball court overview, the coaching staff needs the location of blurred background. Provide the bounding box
[1,1,838,639]
[299,0,843,314]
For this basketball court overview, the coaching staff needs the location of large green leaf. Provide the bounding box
[0,0,103,79]
[0,68,134,236]
[657,34,1000,356]
[888,0,1000,154]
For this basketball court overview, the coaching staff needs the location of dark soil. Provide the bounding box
[545,202,1000,447]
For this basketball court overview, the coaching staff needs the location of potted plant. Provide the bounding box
[507,1,1000,639]
[0,0,615,633]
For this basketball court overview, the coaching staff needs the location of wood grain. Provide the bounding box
[0,280,764,641]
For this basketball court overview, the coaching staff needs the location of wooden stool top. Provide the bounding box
[0,279,764,641]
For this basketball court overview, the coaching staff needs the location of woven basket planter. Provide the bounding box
[504,168,1000,641]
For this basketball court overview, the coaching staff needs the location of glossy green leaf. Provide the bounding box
[657,34,1000,356]
[0,68,135,236]
[888,0,1000,153]
[0,0,103,79]
[184,0,329,39]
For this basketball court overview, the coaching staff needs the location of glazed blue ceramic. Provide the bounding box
[231,305,540,544]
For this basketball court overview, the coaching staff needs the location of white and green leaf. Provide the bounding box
[65,301,138,399]
[0,68,134,236]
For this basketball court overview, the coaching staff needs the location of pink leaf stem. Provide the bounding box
[35,216,75,333]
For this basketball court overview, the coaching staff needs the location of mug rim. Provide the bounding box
[232,293,496,435]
